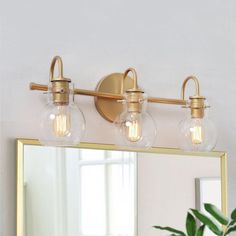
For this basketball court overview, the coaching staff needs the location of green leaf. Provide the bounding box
[152,226,186,236]
[225,225,236,235]
[204,203,229,225]
[195,225,205,236]
[191,209,223,236]
[186,213,196,236]
[231,208,236,220]
[228,219,236,227]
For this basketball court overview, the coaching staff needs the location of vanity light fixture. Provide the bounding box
[30,56,217,151]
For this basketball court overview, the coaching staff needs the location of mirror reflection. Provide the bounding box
[19,143,225,236]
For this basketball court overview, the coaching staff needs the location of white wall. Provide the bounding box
[24,146,60,236]
[0,0,236,235]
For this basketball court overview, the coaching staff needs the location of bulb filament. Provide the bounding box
[125,120,141,142]
[190,126,202,144]
[53,113,71,137]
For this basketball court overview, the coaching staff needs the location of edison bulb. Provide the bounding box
[39,92,85,146]
[190,125,202,144]
[178,108,217,151]
[124,113,142,142]
[114,94,157,148]
[52,107,71,137]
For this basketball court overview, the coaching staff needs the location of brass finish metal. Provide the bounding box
[189,97,205,118]
[95,73,134,122]
[75,87,123,100]
[220,153,228,216]
[52,81,70,105]
[122,68,143,93]
[123,68,144,113]
[181,76,206,119]
[30,83,48,91]
[95,68,146,121]
[181,76,200,99]
[30,56,188,112]
[147,96,186,105]
[30,82,187,105]
[30,56,212,122]
[17,140,24,236]
[126,92,143,113]
[16,138,228,236]
[50,56,71,105]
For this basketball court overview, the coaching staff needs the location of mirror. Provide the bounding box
[17,139,227,236]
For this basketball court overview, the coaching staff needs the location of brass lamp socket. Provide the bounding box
[126,91,144,113]
[189,96,206,119]
[48,56,72,106]
[51,79,71,105]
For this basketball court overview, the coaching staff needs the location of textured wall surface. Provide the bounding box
[0,0,236,235]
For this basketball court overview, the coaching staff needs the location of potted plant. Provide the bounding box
[153,203,236,236]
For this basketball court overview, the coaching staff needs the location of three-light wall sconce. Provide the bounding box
[30,56,217,151]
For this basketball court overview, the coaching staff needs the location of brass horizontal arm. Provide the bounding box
[148,96,187,105]
[74,88,123,100]
[29,83,123,99]
[29,82,187,106]
[30,83,48,91]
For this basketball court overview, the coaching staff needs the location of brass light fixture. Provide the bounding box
[179,76,217,151]
[30,56,216,150]
[113,68,157,148]
[35,56,85,146]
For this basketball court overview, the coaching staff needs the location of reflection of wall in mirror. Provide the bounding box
[24,146,136,236]
[196,178,221,236]
[24,146,58,236]
[137,153,220,236]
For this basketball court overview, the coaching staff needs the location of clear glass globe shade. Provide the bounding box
[178,110,217,151]
[39,102,85,146]
[114,95,157,148]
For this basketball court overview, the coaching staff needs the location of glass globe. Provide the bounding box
[178,106,217,151]
[39,86,85,146]
[114,93,157,148]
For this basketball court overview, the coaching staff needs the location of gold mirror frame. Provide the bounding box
[16,138,228,236]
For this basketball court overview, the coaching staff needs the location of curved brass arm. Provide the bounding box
[181,76,200,100]
[50,56,64,82]
[121,68,140,94]
[181,76,206,118]
[49,56,71,105]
